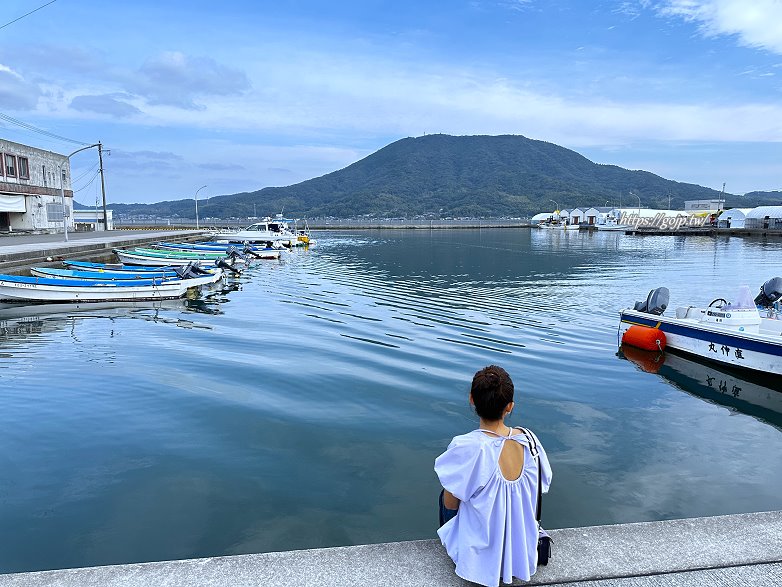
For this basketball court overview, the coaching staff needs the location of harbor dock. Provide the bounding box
[0,230,206,272]
[1,510,779,586]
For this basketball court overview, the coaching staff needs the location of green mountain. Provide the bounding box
[104,134,779,219]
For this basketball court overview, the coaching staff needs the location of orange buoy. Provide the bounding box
[622,325,666,352]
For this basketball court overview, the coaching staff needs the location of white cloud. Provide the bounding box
[127,51,251,110]
[70,93,141,118]
[0,64,41,110]
[654,0,782,54]
[36,46,782,148]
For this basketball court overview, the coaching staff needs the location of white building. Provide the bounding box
[583,207,613,225]
[569,208,586,225]
[685,199,722,213]
[73,208,114,231]
[717,208,752,229]
[0,139,73,233]
[745,206,782,230]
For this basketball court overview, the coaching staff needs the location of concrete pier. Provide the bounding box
[0,230,206,272]
[1,510,779,586]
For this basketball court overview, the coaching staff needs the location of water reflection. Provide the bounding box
[621,345,782,430]
[2,230,782,573]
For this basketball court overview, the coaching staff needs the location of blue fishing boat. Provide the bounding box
[31,267,180,280]
[0,266,223,302]
[63,260,178,272]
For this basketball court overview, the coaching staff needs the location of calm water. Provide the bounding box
[1,229,782,573]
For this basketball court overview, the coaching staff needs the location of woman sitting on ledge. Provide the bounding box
[435,365,552,587]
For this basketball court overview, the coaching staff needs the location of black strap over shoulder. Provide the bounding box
[516,427,543,522]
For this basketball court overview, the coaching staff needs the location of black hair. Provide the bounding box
[470,365,514,420]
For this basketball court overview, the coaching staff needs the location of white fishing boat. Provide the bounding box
[0,266,223,303]
[211,215,302,246]
[619,280,782,376]
[597,218,631,231]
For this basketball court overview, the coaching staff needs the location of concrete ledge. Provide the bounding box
[1,511,780,586]
[0,230,206,271]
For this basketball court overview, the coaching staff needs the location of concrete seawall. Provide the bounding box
[1,510,780,586]
[0,230,206,272]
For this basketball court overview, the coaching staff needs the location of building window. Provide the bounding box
[4,154,17,177]
[46,202,64,222]
[18,157,29,180]
[42,165,47,186]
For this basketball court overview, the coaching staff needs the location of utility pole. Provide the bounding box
[98,142,108,231]
[59,142,102,241]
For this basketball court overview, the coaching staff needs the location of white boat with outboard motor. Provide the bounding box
[619,279,782,377]
[211,215,303,247]
[0,264,223,302]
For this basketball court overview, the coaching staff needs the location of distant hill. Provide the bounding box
[104,134,776,219]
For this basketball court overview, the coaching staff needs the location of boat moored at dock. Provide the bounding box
[0,266,223,303]
[619,280,782,377]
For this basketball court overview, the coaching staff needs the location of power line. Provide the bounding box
[74,170,100,193]
[0,112,88,146]
[0,0,58,32]
[72,161,99,183]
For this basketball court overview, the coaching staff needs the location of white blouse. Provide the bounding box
[435,428,552,587]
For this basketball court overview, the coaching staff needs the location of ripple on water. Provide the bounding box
[1,229,782,574]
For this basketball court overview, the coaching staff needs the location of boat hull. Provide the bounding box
[32,268,180,280]
[0,273,222,303]
[114,250,233,266]
[63,260,178,272]
[619,309,782,376]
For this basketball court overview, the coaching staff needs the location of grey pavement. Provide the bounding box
[0,510,779,587]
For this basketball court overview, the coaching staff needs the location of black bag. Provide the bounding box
[518,428,552,566]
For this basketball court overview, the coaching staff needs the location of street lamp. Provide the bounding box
[195,185,207,229]
[58,143,101,241]
[631,191,641,214]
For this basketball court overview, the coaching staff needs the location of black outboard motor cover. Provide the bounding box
[754,277,782,308]
[634,287,669,315]
[174,262,200,280]
[216,257,241,275]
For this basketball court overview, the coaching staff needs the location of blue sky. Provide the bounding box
[1,0,781,205]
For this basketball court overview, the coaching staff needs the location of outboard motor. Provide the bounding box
[243,244,262,259]
[174,262,206,280]
[633,287,669,315]
[216,257,242,275]
[754,277,782,308]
